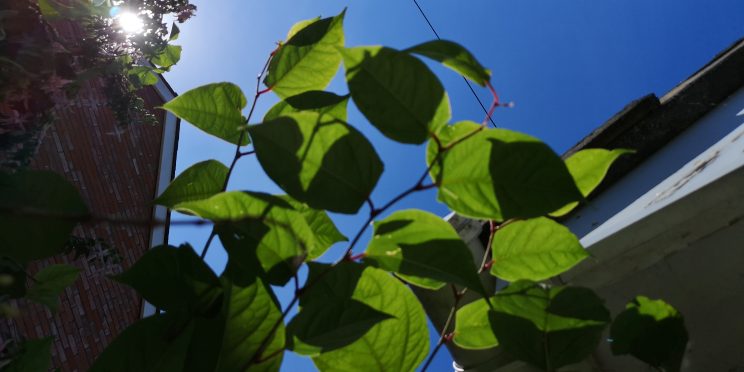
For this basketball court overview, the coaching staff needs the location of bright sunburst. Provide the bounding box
[117,11,144,34]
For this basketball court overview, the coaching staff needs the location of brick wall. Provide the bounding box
[0,79,168,371]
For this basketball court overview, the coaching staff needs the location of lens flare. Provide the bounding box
[117,11,144,34]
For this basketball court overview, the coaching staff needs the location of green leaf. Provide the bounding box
[286,16,320,41]
[249,112,383,214]
[454,282,610,362]
[263,90,349,122]
[341,46,451,144]
[128,66,158,86]
[280,196,347,260]
[287,298,393,355]
[551,148,633,217]
[492,281,609,370]
[265,10,345,98]
[610,296,688,372]
[305,262,429,372]
[490,217,587,281]
[151,44,182,69]
[428,121,582,221]
[26,264,80,313]
[406,40,491,86]
[188,272,285,372]
[0,171,88,263]
[161,82,249,145]
[113,244,223,316]
[90,314,194,372]
[154,160,229,208]
[453,297,499,350]
[4,338,53,372]
[364,209,485,294]
[169,23,180,41]
[179,191,314,285]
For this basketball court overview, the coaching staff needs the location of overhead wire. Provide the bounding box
[411,0,498,127]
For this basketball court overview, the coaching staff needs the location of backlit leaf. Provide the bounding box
[0,171,88,263]
[492,282,609,370]
[90,314,194,372]
[151,44,182,69]
[154,160,229,208]
[281,196,347,260]
[610,296,688,372]
[551,148,633,217]
[250,112,383,214]
[113,244,223,316]
[364,209,485,294]
[286,16,320,41]
[428,121,582,221]
[128,66,158,86]
[27,264,80,313]
[406,40,491,86]
[188,271,285,372]
[305,262,429,372]
[177,191,314,286]
[287,298,393,355]
[263,90,349,122]
[265,11,345,98]
[161,82,249,145]
[341,46,451,144]
[490,217,587,281]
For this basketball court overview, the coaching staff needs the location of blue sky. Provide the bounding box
[163,1,744,370]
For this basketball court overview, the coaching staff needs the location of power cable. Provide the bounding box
[411,0,497,127]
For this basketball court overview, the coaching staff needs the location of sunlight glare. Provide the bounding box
[118,11,144,34]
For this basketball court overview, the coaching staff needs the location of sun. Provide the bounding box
[117,11,144,34]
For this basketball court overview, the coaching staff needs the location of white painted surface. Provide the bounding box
[141,78,178,318]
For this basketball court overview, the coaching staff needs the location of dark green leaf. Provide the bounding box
[265,10,345,98]
[610,296,688,372]
[305,262,429,372]
[263,91,349,122]
[113,244,223,316]
[490,217,587,281]
[428,121,582,221]
[364,209,485,294]
[26,264,80,313]
[0,258,26,299]
[169,23,180,41]
[154,160,229,208]
[90,314,194,372]
[551,148,633,216]
[287,298,393,355]
[178,191,314,286]
[286,16,321,41]
[406,40,491,86]
[161,82,249,145]
[4,338,52,372]
[280,196,347,260]
[128,66,158,86]
[187,272,285,372]
[151,44,182,69]
[249,112,383,214]
[0,171,88,263]
[491,281,609,370]
[454,281,610,366]
[341,46,451,144]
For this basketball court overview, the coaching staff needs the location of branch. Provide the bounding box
[200,48,276,259]
[421,285,461,372]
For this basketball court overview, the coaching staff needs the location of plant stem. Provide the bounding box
[199,50,275,260]
[421,285,461,372]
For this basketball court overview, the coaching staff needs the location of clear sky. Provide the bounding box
[162,1,744,370]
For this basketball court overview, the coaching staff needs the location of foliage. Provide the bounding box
[0,7,689,372]
[0,0,195,169]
